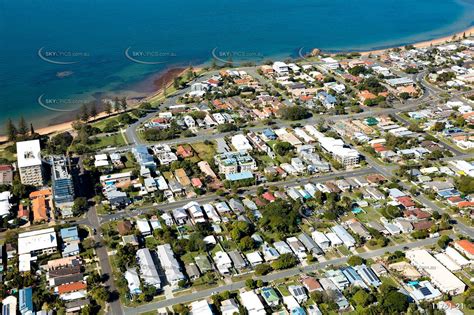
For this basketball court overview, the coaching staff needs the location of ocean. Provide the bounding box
[0,0,473,131]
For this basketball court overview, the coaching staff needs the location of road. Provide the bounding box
[98,167,376,223]
[87,205,123,315]
[97,64,474,314]
[121,66,439,150]
[123,235,439,315]
[104,95,436,157]
[391,112,464,156]
[357,149,474,238]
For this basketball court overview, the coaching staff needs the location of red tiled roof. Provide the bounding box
[457,201,474,208]
[29,189,52,198]
[455,240,474,255]
[404,209,431,220]
[448,196,463,204]
[191,178,202,188]
[302,276,322,291]
[397,196,416,208]
[413,221,433,231]
[57,281,87,294]
[262,192,276,202]
[0,165,13,171]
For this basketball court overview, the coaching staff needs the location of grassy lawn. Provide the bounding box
[277,284,290,296]
[0,145,16,162]
[346,207,382,224]
[231,272,255,282]
[366,241,393,251]
[337,246,351,256]
[356,247,367,253]
[390,235,406,244]
[180,251,202,264]
[454,272,473,288]
[91,116,119,131]
[210,243,223,256]
[90,133,126,149]
[324,250,341,260]
[96,204,113,215]
[191,142,217,161]
[148,86,178,105]
[254,153,276,168]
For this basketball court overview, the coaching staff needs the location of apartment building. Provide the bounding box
[16,140,44,186]
[214,151,257,175]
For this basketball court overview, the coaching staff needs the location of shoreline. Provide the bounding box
[1,25,473,143]
[0,67,189,143]
[358,25,474,56]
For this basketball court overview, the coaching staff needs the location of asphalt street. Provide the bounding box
[124,236,440,315]
[91,64,473,314]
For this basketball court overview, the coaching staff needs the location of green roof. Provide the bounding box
[365,117,379,125]
[261,287,279,302]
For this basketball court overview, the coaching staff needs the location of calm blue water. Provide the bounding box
[0,0,473,130]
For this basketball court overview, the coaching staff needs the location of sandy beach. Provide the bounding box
[0,67,189,143]
[1,26,473,143]
[360,26,474,56]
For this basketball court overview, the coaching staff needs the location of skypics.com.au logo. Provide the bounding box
[211,47,264,66]
[38,47,90,65]
[124,47,177,65]
[37,94,88,112]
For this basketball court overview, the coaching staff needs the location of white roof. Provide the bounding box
[0,191,12,217]
[231,134,253,152]
[124,269,141,293]
[214,251,232,265]
[100,171,132,183]
[18,228,57,255]
[240,291,266,314]
[95,154,108,160]
[1,296,17,314]
[434,253,461,271]
[246,251,263,264]
[326,232,343,246]
[312,231,330,245]
[331,225,356,247]
[282,295,300,310]
[19,254,31,272]
[16,140,42,168]
[136,219,151,234]
[156,244,184,284]
[406,250,465,294]
[136,248,161,288]
[445,246,471,267]
[190,300,214,315]
[94,160,109,167]
[274,241,292,254]
[60,291,86,301]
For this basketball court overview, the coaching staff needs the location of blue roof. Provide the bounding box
[60,226,79,240]
[225,171,254,181]
[132,146,156,168]
[341,266,362,283]
[63,242,80,256]
[437,189,460,198]
[318,91,336,104]
[19,287,33,314]
[263,129,277,138]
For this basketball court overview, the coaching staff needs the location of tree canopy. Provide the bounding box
[278,106,312,121]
